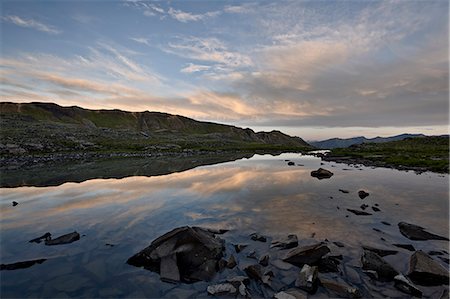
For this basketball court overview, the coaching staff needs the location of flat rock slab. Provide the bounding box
[1,259,47,271]
[362,245,398,257]
[45,232,80,246]
[127,226,224,283]
[271,234,298,249]
[283,243,330,267]
[398,222,449,241]
[347,209,372,216]
[408,250,449,286]
[361,250,398,282]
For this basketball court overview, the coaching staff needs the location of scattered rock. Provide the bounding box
[227,255,237,269]
[393,244,415,252]
[339,189,349,193]
[398,222,449,241]
[347,209,372,216]
[381,221,391,226]
[274,290,307,299]
[361,250,398,281]
[29,232,52,244]
[320,278,362,298]
[295,264,318,293]
[244,264,263,281]
[362,245,398,257]
[408,250,449,286]
[234,244,248,253]
[358,190,369,199]
[207,283,237,295]
[218,259,228,271]
[360,204,369,210]
[246,250,257,259]
[271,234,298,249]
[310,168,334,179]
[12,201,18,206]
[127,226,224,283]
[259,254,269,267]
[250,233,267,242]
[283,243,330,266]
[372,206,380,212]
[333,241,344,248]
[287,162,295,166]
[1,259,47,271]
[318,256,341,273]
[45,231,80,246]
[394,274,422,297]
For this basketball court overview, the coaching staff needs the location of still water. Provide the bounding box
[1,153,448,298]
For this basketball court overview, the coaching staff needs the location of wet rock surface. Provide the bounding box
[408,250,449,286]
[127,226,225,283]
[361,250,398,281]
[1,259,47,271]
[362,245,398,257]
[45,232,80,246]
[271,234,298,249]
[398,222,449,241]
[310,168,333,179]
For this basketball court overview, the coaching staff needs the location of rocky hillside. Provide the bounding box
[0,102,311,156]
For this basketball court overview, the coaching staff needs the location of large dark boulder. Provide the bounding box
[361,250,398,282]
[408,251,449,286]
[283,243,330,266]
[398,222,449,241]
[127,226,224,283]
[310,168,333,179]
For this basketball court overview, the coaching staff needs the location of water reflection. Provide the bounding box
[0,153,448,298]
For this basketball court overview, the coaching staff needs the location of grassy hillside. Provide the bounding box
[0,102,312,157]
[327,136,449,173]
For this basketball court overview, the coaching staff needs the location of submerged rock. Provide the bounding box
[250,233,267,242]
[1,258,47,271]
[358,190,369,199]
[347,209,372,216]
[394,274,422,297]
[408,250,449,286]
[398,222,449,241]
[320,278,361,298]
[271,234,298,249]
[362,245,398,257]
[127,226,224,283]
[295,264,318,293]
[45,232,80,246]
[234,244,248,253]
[310,168,333,179]
[29,232,52,244]
[283,243,330,267]
[361,250,398,281]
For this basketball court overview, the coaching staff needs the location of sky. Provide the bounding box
[1,0,449,140]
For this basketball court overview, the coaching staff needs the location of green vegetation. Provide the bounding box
[329,136,449,173]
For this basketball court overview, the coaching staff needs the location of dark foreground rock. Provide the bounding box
[12,201,18,206]
[283,243,330,266]
[271,234,298,249]
[274,289,307,299]
[361,250,398,281]
[310,168,333,179]
[394,274,422,297]
[295,264,318,293]
[1,258,47,271]
[398,222,449,241]
[127,226,224,283]
[319,278,361,298]
[408,250,449,286]
[45,231,80,246]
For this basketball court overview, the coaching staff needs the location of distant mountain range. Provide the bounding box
[309,133,426,149]
[0,102,311,156]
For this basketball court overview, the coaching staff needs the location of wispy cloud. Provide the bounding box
[130,37,151,46]
[2,15,61,34]
[180,63,210,73]
[167,7,220,23]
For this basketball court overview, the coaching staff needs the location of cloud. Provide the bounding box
[167,7,220,23]
[166,36,252,67]
[2,15,61,34]
[130,37,151,46]
[180,63,211,73]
